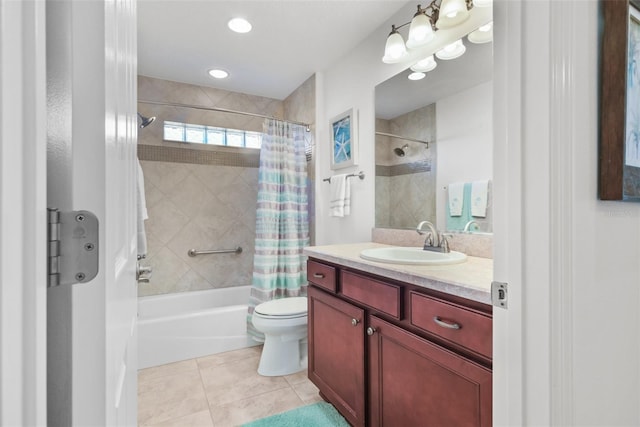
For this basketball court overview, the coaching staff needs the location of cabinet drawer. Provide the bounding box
[410,292,492,358]
[307,260,337,292]
[341,271,401,319]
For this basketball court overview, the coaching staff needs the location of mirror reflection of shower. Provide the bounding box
[137,112,156,129]
[394,144,409,157]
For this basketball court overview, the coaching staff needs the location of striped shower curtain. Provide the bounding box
[247,119,309,340]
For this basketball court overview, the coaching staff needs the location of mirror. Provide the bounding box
[375,29,494,234]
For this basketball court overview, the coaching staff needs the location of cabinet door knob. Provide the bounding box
[351,318,359,326]
[433,316,461,330]
[313,272,325,278]
[367,327,376,336]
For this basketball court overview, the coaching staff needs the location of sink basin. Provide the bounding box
[359,247,467,266]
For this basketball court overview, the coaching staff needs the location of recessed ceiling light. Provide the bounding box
[228,18,252,33]
[208,69,229,79]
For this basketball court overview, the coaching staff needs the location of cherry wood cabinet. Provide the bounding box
[308,286,366,427]
[368,315,492,427]
[307,258,493,427]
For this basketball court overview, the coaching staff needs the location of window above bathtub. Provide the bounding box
[164,121,262,149]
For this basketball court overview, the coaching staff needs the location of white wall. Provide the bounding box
[436,81,493,230]
[566,3,640,424]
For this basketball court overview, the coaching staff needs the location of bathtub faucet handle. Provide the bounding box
[136,262,152,282]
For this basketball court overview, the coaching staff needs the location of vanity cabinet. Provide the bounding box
[307,258,492,427]
[308,286,366,427]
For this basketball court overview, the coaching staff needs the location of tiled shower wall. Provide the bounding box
[138,75,315,297]
[375,103,437,229]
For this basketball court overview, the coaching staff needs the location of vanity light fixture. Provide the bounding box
[382,25,409,63]
[468,22,493,44]
[382,0,477,64]
[208,69,229,79]
[406,5,435,49]
[435,39,466,60]
[228,17,252,33]
[408,71,426,80]
[411,55,438,72]
[436,0,471,29]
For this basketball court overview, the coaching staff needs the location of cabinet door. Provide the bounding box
[308,286,366,427]
[369,316,492,427]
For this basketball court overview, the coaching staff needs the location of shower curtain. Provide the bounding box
[247,119,309,339]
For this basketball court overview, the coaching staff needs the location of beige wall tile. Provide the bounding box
[137,75,313,296]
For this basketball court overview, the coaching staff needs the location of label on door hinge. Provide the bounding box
[47,208,99,287]
[491,281,508,309]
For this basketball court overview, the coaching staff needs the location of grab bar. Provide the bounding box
[188,246,243,257]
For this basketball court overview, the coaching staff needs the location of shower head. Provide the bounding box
[394,144,409,157]
[137,112,156,129]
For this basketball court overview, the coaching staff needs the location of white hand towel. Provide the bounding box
[471,180,489,218]
[329,174,351,217]
[137,159,149,256]
[448,182,465,216]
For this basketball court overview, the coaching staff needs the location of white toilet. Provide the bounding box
[251,297,308,376]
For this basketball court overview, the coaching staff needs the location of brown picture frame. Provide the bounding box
[599,0,640,201]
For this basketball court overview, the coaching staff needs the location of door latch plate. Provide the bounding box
[491,281,508,309]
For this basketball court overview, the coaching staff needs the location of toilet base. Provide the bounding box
[257,334,307,376]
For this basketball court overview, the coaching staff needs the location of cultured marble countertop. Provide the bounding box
[304,242,493,306]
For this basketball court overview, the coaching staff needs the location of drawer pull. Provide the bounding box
[351,318,359,326]
[313,272,325,279]
[433,316,461,330]
[367,327,376,336]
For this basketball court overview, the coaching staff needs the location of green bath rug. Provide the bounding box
[241,402,349,427]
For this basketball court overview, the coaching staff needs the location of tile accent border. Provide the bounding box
[138,143,260,168]
[376,159,431,177]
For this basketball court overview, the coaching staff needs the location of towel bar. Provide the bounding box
[188,247,243,257]
[323,171,365,183]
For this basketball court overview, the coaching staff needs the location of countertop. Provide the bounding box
[304,242,493,305]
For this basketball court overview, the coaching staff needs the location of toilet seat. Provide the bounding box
[254,297,307,318]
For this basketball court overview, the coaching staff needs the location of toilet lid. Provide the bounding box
[254,297,307,317]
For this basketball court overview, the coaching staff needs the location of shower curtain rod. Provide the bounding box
[375,131,430,147]
[138,99,311,131]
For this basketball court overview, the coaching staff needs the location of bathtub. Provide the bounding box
[138,286,258,369]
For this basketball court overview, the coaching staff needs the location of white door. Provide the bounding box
[0,0,47,425]
[46,0,139,425]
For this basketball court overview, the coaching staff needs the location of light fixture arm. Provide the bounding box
[389,0,476,35]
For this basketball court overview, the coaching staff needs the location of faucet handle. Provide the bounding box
[440,235,450,253]
[424,232,435,247]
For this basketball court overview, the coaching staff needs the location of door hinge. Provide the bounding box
[47,208,99,287]
[491,281,508,309]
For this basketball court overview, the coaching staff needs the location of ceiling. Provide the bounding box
[137,0,409,100]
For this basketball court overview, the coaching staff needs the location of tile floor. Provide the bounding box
[138,346,322,426]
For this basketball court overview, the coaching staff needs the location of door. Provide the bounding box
[0,0,47,425]
[368,316,492,427]
[308,286,366,427]
[46,0,139,425]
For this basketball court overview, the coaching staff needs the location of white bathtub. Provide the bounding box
[138,286,258,369]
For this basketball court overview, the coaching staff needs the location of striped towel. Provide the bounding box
[329,174,351,217]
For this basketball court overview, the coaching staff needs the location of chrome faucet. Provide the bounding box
[416,221,450,253]
[463,220,479,232]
